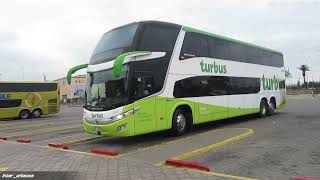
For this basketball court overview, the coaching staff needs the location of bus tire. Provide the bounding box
[32,109,42,118]
[171,108,189,136]
[259,100,268,118]
[268,98,276,115]
[19,110,30,119]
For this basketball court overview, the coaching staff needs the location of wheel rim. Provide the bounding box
[261,104,266,115]
[33,111,40,117]
[176,114,186,132]
[269,102,275,112]
[21,111,28,119]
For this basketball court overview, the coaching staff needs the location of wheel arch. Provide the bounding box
[32,108,43,114]
[169,102,194,128]
[19,109,31,119]
[260,96,268,104]
[270,96,277,109]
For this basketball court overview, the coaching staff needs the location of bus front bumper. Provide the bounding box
[83,117,135,137]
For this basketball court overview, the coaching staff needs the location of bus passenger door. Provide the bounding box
[198,78,212,123]
[155,96,167,131]
[133,73,156,135]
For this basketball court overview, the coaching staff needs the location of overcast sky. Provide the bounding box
[0,0,319,84]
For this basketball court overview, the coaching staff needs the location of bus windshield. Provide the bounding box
[90,24,138,65]
[85,65,129,111]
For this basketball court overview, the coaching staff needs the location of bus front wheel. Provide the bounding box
[19,110,30,119]
[32,109,42,118]
[171,108,190,136]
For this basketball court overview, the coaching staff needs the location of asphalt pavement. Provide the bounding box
[0,95,319,180]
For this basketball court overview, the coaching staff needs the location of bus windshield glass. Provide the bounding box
[85,65,129,111]
[90,24,138,65]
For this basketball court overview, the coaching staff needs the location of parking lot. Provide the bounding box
[1,95,320,180]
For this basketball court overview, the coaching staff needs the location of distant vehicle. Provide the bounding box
[0,81,60,119]
[68,21,286,137]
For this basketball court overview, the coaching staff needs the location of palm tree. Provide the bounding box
[298,65,310,88]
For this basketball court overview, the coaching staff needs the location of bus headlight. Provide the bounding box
[111,107,140,121]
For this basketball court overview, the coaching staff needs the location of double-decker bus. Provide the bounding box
[0,81,60,119]
[68,21,286,137]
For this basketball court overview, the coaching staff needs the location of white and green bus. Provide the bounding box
[0,81,60,119]
[68,21,286,137]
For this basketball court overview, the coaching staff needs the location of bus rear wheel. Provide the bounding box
[259,100,268,118]
[171,108,190,136]
[32,109,42,118]
[267,99,276,115]
[19,110,30,119]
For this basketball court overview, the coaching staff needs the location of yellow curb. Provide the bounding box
[155,128,257,180]
[199,171,258,180]
[119,128,226,158]
[174,128,255,160]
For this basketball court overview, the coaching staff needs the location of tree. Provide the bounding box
[298,65,310,88]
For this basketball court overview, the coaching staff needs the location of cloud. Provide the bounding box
[0,0,319,83]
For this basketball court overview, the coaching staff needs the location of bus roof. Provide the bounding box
[182,26,282,55]
[134,21,282,54]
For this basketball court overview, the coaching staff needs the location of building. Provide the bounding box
[54,75,86,103]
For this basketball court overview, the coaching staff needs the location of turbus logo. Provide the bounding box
[92,113,103,119]
[200,60,227,74]
[261,75,285,91]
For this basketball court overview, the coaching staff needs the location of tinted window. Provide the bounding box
[209,38,229,60]
[174,76,229,98]
[208,76,229,96]
[246,46,259,64]
[173,76,202,98]
[90,23,138,64]
[132,71,155,100]
[180,33,209,60]
[229,77,260,94]
[0,99,22,108]
[272,53,284,67]
[0,83,57,92]
[181,32,284,67]
[129,23,181,102]
[228,42,247,63]
[137,24,180,52]
[173,76,260,98]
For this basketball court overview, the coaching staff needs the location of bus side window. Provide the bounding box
[133,74,154,99]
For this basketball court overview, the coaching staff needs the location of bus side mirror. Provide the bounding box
[67,64,88,85]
